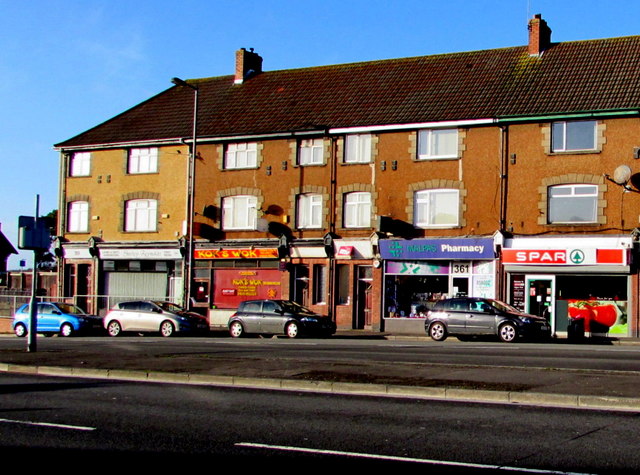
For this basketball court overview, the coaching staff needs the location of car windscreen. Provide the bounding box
[280,301,314,314]
[55,303,86,315]
[488,299,520,314]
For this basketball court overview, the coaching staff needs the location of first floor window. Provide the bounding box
[296,193,323,229]
[298,138,324,165]
[548,184,598,224]
[345,134,372,163]
[128,148,158,174]
[418,128,458,159]
[70,152,91,177]
[551,121,597,152]
[222,195,257,230]
[67,201,89,232]
[125,199,157,231]
[225,142,258,169]
[414,189,459,227]
[344,192,371,228]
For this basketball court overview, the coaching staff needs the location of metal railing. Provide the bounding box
[0,293,179,317]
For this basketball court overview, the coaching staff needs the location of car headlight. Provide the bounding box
[518,317,531,323]
[301,317,318,322]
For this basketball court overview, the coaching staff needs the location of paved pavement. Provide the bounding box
[2,331,640,412]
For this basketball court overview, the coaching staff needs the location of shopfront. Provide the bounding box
[502,236,634,337]
[379,237,497,334]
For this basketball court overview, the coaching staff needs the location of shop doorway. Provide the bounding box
[526,275,555,327]
[355,266,373,329]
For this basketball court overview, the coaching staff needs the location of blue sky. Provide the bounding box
[2,0,640,268]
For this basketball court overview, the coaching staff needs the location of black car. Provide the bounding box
[228,299,336,338]
[425,297,551,343]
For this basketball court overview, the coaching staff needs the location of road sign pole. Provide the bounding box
[27,195,40,353]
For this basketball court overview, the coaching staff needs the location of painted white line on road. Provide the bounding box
[0,417,96,431]
[236,442,594,474]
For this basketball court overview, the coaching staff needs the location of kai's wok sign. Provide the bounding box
[194,248,279,259]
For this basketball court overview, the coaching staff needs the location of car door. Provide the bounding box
[137,302,162,331]
[238,301,263,333]
[465,299,495,334]
[37,303,60,332]
[260,301,285,334]
[444,299,469,334]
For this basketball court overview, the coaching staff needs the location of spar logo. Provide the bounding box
[569,249,585,264]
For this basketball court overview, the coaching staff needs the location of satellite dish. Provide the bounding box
[613,165,632,185]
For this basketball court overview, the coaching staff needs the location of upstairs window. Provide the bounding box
[551,121,597,152]
[125,199,157,232]
[414,189,459,227]
[418,128,458,160]
[67,201,89,233]
[298,138,324,166]
[222,195,258,230]
[344,192,371,228]
[128,148,158,174]
[296,194,323,229]
[344,134,372,163]
[225,142,257,169]
[69,152,91,177]
[547,184,598,224]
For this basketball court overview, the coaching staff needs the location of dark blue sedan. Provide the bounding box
[13,302,103,337]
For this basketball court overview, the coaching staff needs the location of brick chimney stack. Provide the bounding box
[235,48,263,84]
[528,14,552,56]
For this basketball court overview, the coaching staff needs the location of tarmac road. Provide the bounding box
[1,331,640,412]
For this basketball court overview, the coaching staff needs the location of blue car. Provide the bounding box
[13,302,103,337]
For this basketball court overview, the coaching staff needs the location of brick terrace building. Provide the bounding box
[55,15,640,336]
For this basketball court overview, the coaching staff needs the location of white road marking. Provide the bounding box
[0,417,96,431]
[236,442,595,474]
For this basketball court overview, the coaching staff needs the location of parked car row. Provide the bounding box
[11,298,337,339]
[12,297,548,342]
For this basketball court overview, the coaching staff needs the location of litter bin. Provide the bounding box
[567,318,584,341]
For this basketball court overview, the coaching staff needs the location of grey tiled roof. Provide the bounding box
[55,35,640,148]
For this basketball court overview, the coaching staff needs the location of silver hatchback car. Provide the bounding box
[425,297,551,343]
[104,300,209,337]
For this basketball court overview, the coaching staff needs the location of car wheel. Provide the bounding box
[498,322,518,343]
[229,321,244,338]
[107,320,122,337]
[60,323,74,337]
[160,320,175,337]
[428,322,448,341]
[14,323,27,338]
[285,322,299,338]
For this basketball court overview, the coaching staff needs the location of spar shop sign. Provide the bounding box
[502,248,626,266]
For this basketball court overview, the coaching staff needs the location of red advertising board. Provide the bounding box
[212,269,282,308]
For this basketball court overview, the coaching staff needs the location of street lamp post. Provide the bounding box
[171,77,198,308]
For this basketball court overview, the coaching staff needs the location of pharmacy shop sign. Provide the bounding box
[380,238,494,260]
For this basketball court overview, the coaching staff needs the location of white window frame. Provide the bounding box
[225,142,258,169]
[67,201,89,233]
[414,189,460,228]
[417,128,458,160]
[344,192,371,228]
[547,184,598,224]
[70,152,91,177]
[125,199,158,232]
[298,138,324,165]
[551,120,597,152]
[344,134,372,163]
[296,194,323,229]
[222,195,258,230]
[128,148,158,174]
